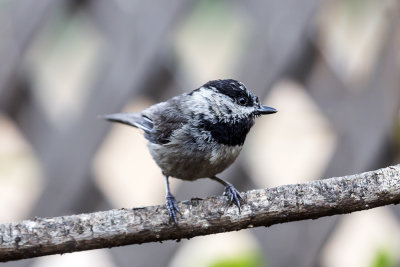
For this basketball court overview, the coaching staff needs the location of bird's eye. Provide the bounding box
[237,97,248,106]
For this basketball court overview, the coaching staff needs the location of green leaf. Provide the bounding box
[371,248,396,267]
[209,251,264,267]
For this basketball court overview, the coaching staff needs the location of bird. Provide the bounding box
[103,79,277,222]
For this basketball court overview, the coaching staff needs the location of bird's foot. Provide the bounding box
[223,183,243,211]
[166,193,181,223]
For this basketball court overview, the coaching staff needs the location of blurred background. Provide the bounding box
[0,0,400,266]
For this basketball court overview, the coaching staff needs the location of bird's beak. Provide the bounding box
[254,105,277,115]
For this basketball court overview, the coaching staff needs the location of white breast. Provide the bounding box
[210,145,242,164]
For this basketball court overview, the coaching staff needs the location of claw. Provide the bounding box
[166,193,181,223]
[223,183,243,211]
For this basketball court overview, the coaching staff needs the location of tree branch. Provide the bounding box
[1,164,400,262]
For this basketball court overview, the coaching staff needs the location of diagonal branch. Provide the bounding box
[1,164,400,262]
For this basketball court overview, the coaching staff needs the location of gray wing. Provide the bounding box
[142,99,189,144]
[103,96,189,145]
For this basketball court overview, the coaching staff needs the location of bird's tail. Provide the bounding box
[101,113,152,133]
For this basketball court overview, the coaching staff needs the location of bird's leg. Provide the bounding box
[210,176,243,211]
[164,175,181,223]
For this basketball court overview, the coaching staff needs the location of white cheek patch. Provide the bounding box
[189,87,255,122]
[219,103,254,123]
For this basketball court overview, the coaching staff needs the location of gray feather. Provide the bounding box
[102,113,153,133]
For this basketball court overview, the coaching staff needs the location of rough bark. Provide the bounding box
[1,164,400,262]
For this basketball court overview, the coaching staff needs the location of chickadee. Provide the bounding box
[103,79,277,222]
